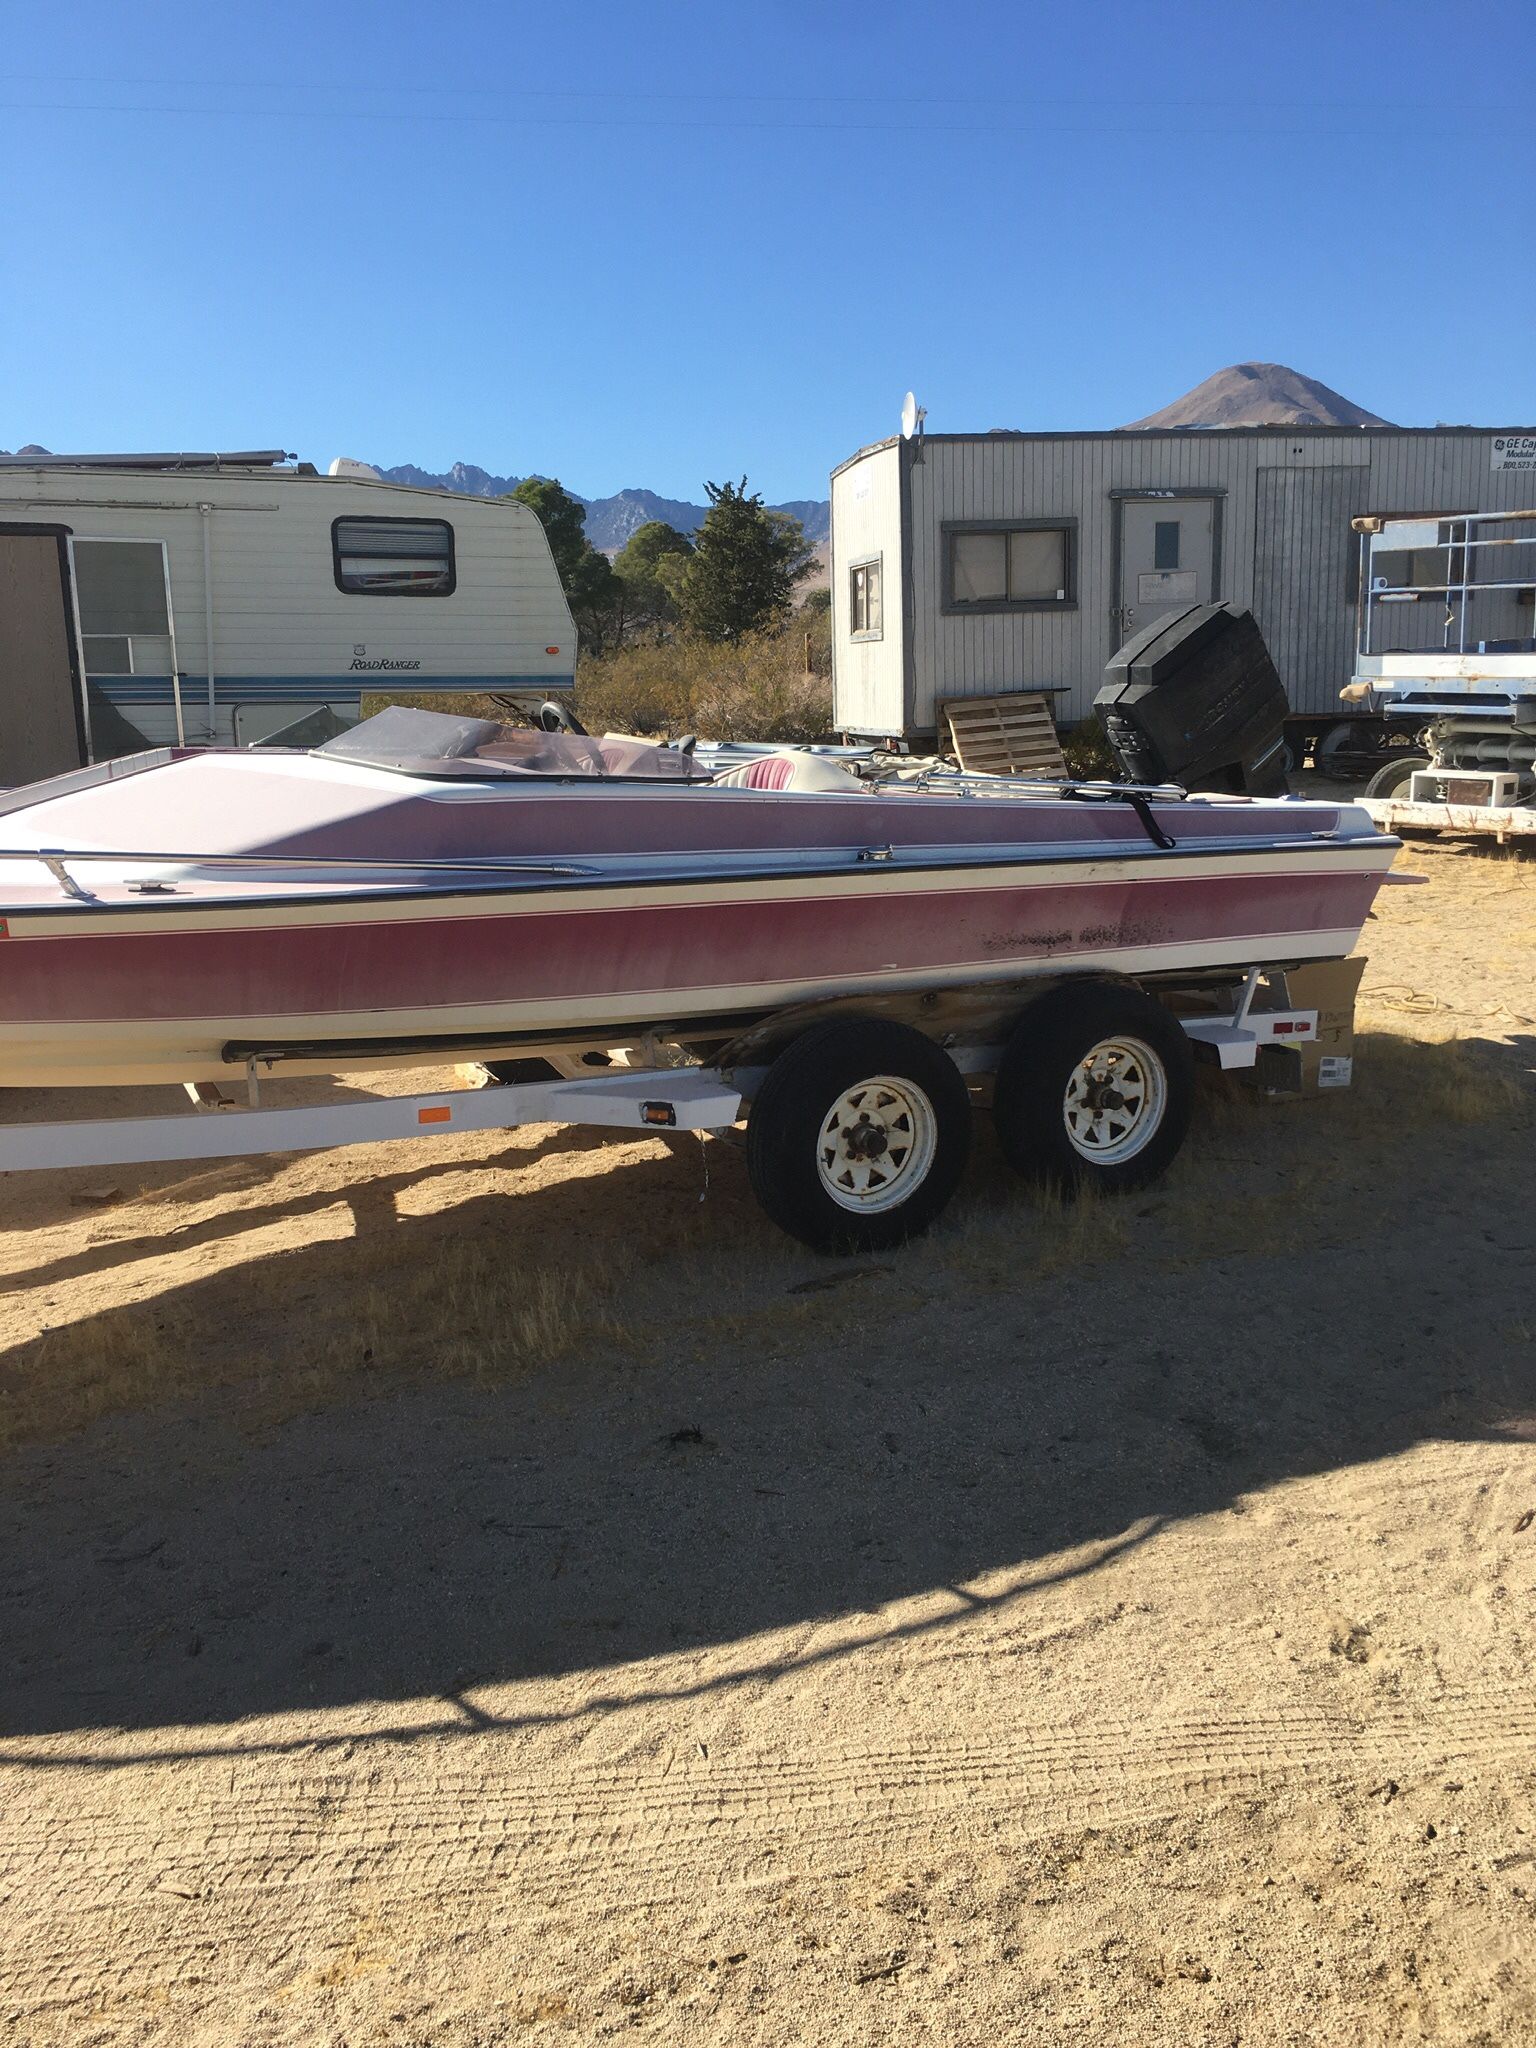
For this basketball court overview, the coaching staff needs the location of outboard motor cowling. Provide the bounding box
[1095,602,1290,796]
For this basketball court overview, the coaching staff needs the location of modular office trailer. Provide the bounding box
[830,425,1536,744]
[0,452,575,776]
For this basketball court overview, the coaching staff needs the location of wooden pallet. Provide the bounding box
[942,691,1067,778]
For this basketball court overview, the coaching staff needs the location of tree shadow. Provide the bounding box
[2,1032,1533,1756]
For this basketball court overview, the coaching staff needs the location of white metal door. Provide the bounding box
[1115,496,1217,643]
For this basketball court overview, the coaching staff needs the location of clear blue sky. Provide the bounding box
[2,0,1532,503]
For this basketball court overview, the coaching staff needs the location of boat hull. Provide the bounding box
[0,841,1389,1086]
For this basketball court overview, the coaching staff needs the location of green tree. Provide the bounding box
[508,477,625,655]
[678,478,815,643]
[613,520,694,639]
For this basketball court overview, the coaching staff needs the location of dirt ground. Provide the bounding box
[2,828,1534,2046]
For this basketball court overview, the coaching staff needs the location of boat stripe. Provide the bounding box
[0,847,1391,939]
[89,674,576,706]
[0,930,1369,1034]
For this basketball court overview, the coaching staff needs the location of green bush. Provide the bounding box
[1060,715,1119,779]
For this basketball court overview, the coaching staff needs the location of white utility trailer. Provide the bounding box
[1345,509,1536,839]
[0,962,1358,1255]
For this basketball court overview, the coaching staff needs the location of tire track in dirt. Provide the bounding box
[4,1690,1533,2016]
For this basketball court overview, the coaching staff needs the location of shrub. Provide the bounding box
[575,629,833,744]
[1060,715,1119,779]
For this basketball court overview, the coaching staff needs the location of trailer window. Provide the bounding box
[82,634,132,673]
[849,557,882,638]
[332,517,456,595]
[74,539,171,635]
[945,522,1075,611]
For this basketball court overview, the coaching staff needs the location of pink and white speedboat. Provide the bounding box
[0,708,1396,1091]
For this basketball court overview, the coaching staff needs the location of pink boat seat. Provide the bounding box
[712,751,865,794]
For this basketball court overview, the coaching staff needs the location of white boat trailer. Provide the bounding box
[0,966,1324,1179]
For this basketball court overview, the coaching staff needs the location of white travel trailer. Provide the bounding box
[0,450,574,779]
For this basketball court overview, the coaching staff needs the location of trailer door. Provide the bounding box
[1114,495,1219,644]
[1251,467,1366,712]
[0,522,88,783]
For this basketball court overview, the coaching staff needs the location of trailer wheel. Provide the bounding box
[993,982,1194,1197]
[746,1020,971,1254]
[1363,753,1428,800]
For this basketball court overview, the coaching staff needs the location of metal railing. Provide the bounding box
[1356,508,1536,658]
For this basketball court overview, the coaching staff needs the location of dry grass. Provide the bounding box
[363,631,835,746]
[574,630,833,743]
[11,1302,193,1454]
[1341,1024,1530,1129]
[0,1233,637,1457]
[3,1004,1528,1457]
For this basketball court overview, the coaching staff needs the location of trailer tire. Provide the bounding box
[746,1019,971,1255]
[1364,753,1429,800]
[993,981,1194,1197]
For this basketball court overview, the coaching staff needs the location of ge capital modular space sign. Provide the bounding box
[1491,435,1536,473]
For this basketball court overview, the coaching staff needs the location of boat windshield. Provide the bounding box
[315,705,710,782]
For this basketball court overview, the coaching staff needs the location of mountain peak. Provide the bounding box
[1125,363,1390,430]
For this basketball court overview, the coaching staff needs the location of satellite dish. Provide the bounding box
[900,391,927,440]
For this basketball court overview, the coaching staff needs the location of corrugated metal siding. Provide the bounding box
[1252,466,1362,710]
[830,444,903,732]
[837,428,1536,732]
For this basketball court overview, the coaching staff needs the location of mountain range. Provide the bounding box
[375,462,831,555]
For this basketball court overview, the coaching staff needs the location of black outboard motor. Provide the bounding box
[1095,602,1290,796]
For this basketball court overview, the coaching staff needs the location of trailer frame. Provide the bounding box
[0,964,1331,1182]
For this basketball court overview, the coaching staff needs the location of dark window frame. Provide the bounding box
[941,517,1078,615]
[1153,519,1181,571]
[331,514,457,597]
[848,552,883,640]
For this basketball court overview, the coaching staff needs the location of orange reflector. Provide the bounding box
[641,1101,677,1127]
[545,645,560,655]
[418,1105,453,1124]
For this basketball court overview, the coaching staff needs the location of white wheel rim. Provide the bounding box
[816,1074,938,1214]
[1061,1036,1166,1166]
